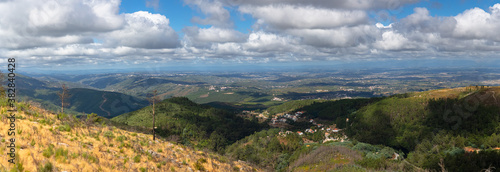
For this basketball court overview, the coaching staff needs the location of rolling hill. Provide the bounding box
[347,86,500,171]
[111,97,266,152]
[16,74,149,118]
[234,86,500,171]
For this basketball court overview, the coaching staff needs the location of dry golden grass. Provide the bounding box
[0,105,259,172]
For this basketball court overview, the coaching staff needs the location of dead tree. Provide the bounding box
[148,90,160,140]
[57,84,71,118]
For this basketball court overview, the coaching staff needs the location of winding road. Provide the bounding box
[100,93,111,117]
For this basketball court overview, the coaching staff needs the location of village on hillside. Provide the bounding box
[241,110,349,144]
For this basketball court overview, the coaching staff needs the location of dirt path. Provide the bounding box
[100,93,111,116]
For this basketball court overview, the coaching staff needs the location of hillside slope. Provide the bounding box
[0,101,260,171]
[349,86,500,149]
[347,86,500,170]
[17,75,149,117]
[112,97,266,152]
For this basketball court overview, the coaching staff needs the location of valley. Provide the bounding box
[4,67,500,171]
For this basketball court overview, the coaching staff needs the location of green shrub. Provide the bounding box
[42,144,55,158]
[58,124,71,132]
[194,161,206,171]
[11,162,24,172]
[71,153,79,159]
[37,162,53,172]
[198,158,207,163]
[356,157,388,169]
[82,152,98,163]
[104,131,115,139]
[134,155,141,163]
[57,113,68,119]
[116,135,127,142]
[140,167,147,172]
[55,147,69,163]
[55,148,68,157]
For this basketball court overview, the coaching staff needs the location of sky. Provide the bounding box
[1,0,500,72]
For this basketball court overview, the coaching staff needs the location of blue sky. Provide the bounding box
[118,0,497,32]
[1,0,500,72]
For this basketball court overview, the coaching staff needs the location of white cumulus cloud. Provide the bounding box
[105,11,180,49]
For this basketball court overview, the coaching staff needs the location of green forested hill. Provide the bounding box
[347,86,500,170]
[16,74,149,117]
[111,97,266,152]
[20,87,149,118]
[266,99,319,115]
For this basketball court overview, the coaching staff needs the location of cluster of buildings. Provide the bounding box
[272,97,284,101]
[208,85,232,92]
[278,125,347,143]
[273,111,348,143]
[271,111,304,124]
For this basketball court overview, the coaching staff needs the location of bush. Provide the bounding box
[104,131,115,139]
[86,113,102,123]
[82,152,98,163]
[57,113,68,119]
[58,124,71,132]
[194,161,206,171]
[43,144,55,158]
[37,162,53,172]
[198,158,207,163]
[55,148,69,162]
[134,155,141,163]
[356,157,388,169]
[11,162,24,172]
[352,143,379,153]
[116,135,127,142]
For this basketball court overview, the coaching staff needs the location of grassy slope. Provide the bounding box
[0,102,260,172]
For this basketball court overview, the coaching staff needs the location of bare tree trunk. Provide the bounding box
[151,90,158,140]
[153,97,156,140]
[57,84,71,119]
[61,99,64,114]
